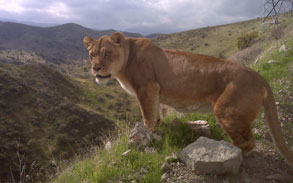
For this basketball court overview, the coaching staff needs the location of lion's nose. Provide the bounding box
[93,65,101,72]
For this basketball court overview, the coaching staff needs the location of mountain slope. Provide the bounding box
[0,22,143,64]
[0,62,141,181]
[152,18,261,59]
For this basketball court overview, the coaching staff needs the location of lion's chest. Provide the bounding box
[116,78,137,97]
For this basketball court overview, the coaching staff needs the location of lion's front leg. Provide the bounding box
[137,82,160,131]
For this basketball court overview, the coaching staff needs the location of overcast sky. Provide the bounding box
[0,0,264,35]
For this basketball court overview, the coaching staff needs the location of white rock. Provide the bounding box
[254,57,260,64]
[279,44,287,52]
[180,137,242,175]
[140,168,148,174]
[267,60,279,64]
[144,147,156,153]
[105,141,113,150]
[186,120,211,137]
[122,149,131,157]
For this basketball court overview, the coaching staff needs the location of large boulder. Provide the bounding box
[180,137,242,175]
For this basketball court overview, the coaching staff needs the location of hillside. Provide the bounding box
[0,62,141,181]
[152,18,261,59]
[0,22,143,64]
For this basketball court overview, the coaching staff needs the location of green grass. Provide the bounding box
[51,113,228,183]
[256,40,293,82]
[251,37,293,142]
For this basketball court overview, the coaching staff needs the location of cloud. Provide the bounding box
[0,0,264,34]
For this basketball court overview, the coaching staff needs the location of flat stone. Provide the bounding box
[180,137,243,175]
[186,120,211,137]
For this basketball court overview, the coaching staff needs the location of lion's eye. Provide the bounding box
[90,52,97,58]
[104,51,110,58]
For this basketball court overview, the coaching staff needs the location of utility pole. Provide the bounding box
[261,0,293,31]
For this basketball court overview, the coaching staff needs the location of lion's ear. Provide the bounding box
[111,32,125,45]
[83,36,95,50]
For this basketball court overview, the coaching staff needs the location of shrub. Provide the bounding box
[236,31,258,50]
[271,25,285,40]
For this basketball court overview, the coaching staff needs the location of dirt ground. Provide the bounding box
[166,142,293,183]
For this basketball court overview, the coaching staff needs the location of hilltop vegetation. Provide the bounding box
[152,18,261,59]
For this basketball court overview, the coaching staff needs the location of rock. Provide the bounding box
[122,149,131,157]
[267,60,279,64]
[140,168,148,174]
[160,172,169,182]
[105,141,113,150]
[266,175,275,180]
[152,133,163,142]
[254,57,260,64]
[180,137,242,175]
[161,162,171,173]
[279,44,287,52]
[241,169,251,183]
[144,146,156,153]
[129,122,152,148]
[186,120,211,137]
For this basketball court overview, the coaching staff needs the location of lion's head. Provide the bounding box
[83,32,128,84]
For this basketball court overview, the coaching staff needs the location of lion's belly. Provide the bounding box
[160,97,213,114]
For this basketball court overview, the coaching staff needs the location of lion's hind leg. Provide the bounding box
[215,115,256,155]
[213,83,264,155]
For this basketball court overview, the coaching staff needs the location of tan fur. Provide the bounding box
[83,32,293,165]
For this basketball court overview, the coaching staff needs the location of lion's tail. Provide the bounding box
[263,86,293,166]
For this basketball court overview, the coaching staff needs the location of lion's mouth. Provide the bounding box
[96,73,111,79]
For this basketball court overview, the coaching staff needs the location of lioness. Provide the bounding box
[83,32,293,165]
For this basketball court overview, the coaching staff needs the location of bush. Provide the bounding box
[271,25,285,40]
[236,31,258,50]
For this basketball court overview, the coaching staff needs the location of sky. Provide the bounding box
[0,0,264,35]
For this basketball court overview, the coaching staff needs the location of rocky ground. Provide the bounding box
[164,143,293,183]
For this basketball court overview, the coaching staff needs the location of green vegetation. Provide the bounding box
[153,18,261,58]
[235,31,258,50]
[52,113,227,183]
[257,41,293,82]
[0,63,140,181]
[251,38,293,147]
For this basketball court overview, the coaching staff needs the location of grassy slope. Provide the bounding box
[152,18,261,58]
[52,114,227,183]
[53,16,293,183]
[0,63,140,181]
